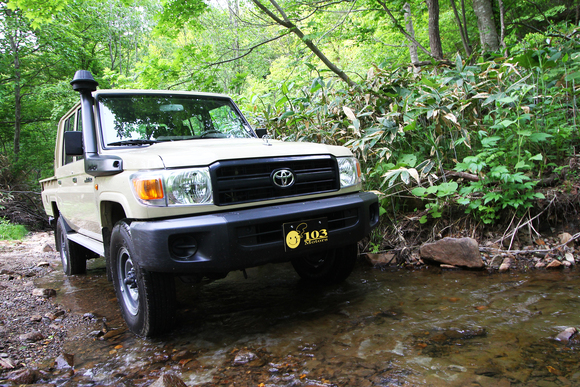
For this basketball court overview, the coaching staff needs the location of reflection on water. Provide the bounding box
[38,260,580,386]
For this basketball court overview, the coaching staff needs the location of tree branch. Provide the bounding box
[203,32,291,67]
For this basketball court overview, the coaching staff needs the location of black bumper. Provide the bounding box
[129,192,379,273]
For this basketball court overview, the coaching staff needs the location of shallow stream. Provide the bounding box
[38,260,580,386]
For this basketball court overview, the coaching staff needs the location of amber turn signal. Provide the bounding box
[133,178,164,200]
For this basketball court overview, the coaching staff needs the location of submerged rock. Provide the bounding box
[420,237,484,269]
[149,372,188,387]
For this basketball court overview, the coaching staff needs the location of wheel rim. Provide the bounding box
[117,247,139,316]
[59,230,69,273]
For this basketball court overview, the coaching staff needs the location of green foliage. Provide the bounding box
[0,218,28,240]
[254,34,579,224]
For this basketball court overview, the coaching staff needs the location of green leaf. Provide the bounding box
[412,187,427,197]
[528,133,552,142]
[499,119,517,128]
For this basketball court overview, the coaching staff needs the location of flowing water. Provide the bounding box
[37,260,580,386]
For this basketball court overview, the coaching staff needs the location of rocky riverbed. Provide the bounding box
[0,230,579,386]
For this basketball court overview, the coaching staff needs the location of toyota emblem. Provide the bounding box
[272,169,295,188]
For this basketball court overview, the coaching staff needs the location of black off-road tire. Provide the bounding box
[56,215,87,275]
[110,221,176,337]
[291,244,358,284]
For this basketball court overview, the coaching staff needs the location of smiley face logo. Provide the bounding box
[286,230,301,249]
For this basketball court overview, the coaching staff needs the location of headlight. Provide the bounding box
[338,157,361,188]
[131,168,213,206]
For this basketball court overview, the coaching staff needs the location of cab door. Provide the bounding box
[55,108,101,240]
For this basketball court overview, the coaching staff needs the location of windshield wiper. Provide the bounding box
[107,139,159,146]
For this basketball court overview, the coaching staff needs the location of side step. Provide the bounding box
[67,232,105,257]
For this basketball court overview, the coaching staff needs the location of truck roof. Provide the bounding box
[93,89,232,99]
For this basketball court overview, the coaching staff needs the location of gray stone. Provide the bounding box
[7,368,37,384]
[233,349,257,365]
[19,330,44,342]
[419,237,484,269]
[32,288,56,298]
[555,327,577,343]
[149,372,188,387]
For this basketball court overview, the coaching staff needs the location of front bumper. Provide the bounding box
[129,192,379,273]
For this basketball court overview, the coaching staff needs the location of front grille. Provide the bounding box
[210,155,339,205]
[237,208,359,247]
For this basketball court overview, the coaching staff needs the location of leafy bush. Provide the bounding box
[0,218,28,240]
[248,33,579,225]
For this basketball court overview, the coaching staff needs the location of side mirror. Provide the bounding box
[64,131,83,156]
[255,128,267,138]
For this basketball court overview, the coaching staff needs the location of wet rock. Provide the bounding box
[419,237,484,269]
[499,258,511,272]
[55,353,74,369]
[555,327,577,343]
[365,252,396,266]
[170,349,193,362]
[546,260,563,269]
[32,288,56,298]
[45,310,65,320]
[7,367,37,384]
[0,356,15,369]
[233,349,257,365]
[19,330,45,342]
[102,328,125,340]
[149,372,188,387]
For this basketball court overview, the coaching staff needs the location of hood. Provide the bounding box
[105,138,353,170]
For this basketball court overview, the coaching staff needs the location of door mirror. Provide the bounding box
[64,131,83,156]
[255,128,267,138]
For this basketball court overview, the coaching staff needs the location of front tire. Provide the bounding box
[56,215,87,275]
[110,221,176,337]
[291,244,358,284]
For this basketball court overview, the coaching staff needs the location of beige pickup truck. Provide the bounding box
[40,70,379,336]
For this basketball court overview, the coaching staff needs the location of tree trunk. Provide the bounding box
[498,0,506,51]
[449,0,471,55]
[403,2,419,70]
[8,25,22,162]
[426,0,444,60]
[472,0,499,51]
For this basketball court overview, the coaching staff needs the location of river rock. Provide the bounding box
[149,372,188,387]
[32,288,56,298]
[559,232,575,247]
[55,353,74,369]
[555,327,577,343]
[233,349,257,365]
[365,252,396,266]
[7,368,37,384]
[19,330,44,342]
[546,260,563,269]
[419,237,484,268]
[499,258,511,272]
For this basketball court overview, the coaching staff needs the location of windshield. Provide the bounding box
[98,94,254,147]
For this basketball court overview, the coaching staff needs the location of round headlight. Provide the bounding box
[166,169,213,205]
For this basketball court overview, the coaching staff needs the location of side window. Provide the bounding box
[62,109,84,165]
[63,116,74,165]
[75,108,83,161]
